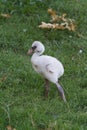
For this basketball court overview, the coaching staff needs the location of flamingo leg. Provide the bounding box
[56,82,66,102]
[44,79,50,98]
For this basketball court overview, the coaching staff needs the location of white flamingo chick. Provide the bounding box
[27,41,66,102]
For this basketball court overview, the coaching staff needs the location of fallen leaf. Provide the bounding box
[69,23,76,31]
[48,8,58,22]
[39,22,53,29]
[7,125,12,130]
[39,9,76,31]
[1,13,11,18]
[7,125,16,130]
[39,22,75,30]
[48,8,56,16]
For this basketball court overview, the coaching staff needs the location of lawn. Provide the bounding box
[0,0,87,130]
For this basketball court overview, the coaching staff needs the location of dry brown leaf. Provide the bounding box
[69,23,76,31]
[7,125,16,130]
[48,9,67,23]
[48,8,56,16]
[60,13,67,22]
[39,21,75,31]
[48,8,58,22]
[39,22,67,30]
[39,22,53,29]
[1,13,11,18]
[7,125,12,130]
[39,9,76,31]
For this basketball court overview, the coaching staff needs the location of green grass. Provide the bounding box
[0,0,87,130]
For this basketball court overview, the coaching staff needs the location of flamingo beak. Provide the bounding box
[27,48,33,55]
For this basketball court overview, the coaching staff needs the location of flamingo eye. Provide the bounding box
[32,46,37,50]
